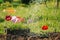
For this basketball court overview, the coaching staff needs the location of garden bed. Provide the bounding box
[0,29,60,40]
[6,32,60,40]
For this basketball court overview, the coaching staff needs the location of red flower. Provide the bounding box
[42,25,48,30]
[5,15,12,21]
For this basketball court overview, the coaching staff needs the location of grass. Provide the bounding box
[0,2,60,34]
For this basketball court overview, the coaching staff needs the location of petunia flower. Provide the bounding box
[11,16,17,23]
[42,25,48,30]
[11,16,24,23]
[5,15,12,21]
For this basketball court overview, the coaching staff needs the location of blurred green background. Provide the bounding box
[0,0,60,34]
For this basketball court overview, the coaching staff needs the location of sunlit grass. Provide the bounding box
[0,2,60,34]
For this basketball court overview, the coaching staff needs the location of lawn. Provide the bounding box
[0,1,60,34]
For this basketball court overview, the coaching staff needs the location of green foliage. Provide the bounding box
[0,18,5,23]
[1,2,12,8]
[0,1,60,34]
[0,0,3,3]
[12,2,20,7]
[9,23,28,30]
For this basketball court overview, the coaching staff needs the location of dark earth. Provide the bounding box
[0,29,60,40]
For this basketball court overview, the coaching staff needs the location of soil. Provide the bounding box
[0,32,60,40]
